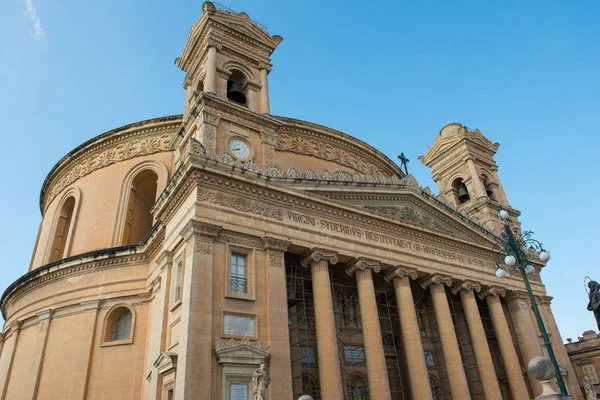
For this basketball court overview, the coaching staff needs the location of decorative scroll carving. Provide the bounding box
[184,137,206,157]
[263,146,274,167]
[218,152,236,165]
[384,266,418,283]
[478,286,506,300]
[197,189,283,220]
[364,205,455,236]
[451,280,482,295]
[265,165,282,178]
[276,134,382,175]
[196,242,212,254]
[268,253,284,269]
[286,167,300,178]
[45,132,172,210]
[179,219,223,241]
[300,248,338,268]
[420,273,453,290]
[345,257,381,276]
[261,236,291,253]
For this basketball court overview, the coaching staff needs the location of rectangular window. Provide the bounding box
[343,345,365,363]
[230,254,247,294]
[166,389,174,400]
[583,364,599,384]
[171,258,183,306]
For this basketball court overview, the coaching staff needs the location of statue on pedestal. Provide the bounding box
[252,361,271,400]
[583,376,597,400]
[586,279,600,331]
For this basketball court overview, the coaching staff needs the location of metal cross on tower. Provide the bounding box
[398,152,410,175]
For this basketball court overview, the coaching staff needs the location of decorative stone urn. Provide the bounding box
[528,356,574,399]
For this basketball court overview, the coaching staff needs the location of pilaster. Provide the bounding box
[0,320,22,399]
[262,236,293,400]
[175,220,222,400]
[78,299,102,400]
[194,109,221,158]
[27,309,54,400]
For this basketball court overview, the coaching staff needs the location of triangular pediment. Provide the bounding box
[153,352,177,375]
[210,12,282,49]
[215,337,270,366]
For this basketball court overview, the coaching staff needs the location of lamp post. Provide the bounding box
[493,208,568,395]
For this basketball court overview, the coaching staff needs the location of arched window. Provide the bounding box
[103,305,135,345]
[481,174,497,200]
[452,178,470,205]
[48,197,75,263]
[122,169,158,245]
[227,69,248,105]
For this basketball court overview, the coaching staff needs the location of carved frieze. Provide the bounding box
[197,189,283,220]
[218,231,262,248]
[276,134,382,175]
[364,205,456,237]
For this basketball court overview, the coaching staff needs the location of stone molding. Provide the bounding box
[36,309,54,322]
[478,286,506,300]
[258,62,273,72]
[217,231,262,248]
[179,220,223,242]
[300,248,338,268]
[153,352,178,375]
[206,37,222,50]
[261,236,291,253]
[384,266,418,283]
[41,118,180,213]
[420,273,453,290]
[538,295,553,305]
[215,337,270,366]
[157,250,173,271]
[505,290,531,303]
[149,276,161,293]
[81,299,102,312]
[197,188,283,221]
[345,257,381,276]
[450,280,482,295]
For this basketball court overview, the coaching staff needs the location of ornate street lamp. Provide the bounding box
[493,208,568,395]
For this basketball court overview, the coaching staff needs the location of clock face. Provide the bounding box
[228,138,251,160]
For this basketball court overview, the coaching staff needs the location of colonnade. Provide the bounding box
[298,248,561,400]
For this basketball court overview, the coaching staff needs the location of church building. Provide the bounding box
[0,3,582,399]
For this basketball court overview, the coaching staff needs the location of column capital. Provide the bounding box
[258,62,273,72]
[384,266,418,283]
[345,257,381,276]
[179,220,222,242]
[6,320,22,333]
[81,299,102,312]
[478,285,506,300]
[206,37,222,50]
[537,295,553,305]
[419,273,452,290]
[505,290,531,303]
[300,248,338,268]
[450,280,481,295]
[261,236,291,253]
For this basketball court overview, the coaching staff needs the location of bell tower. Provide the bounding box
[171,2,283,168]
[419,123,519,233]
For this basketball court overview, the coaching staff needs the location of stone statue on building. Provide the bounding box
[583,376,597,400]
[252,361,271,400]
[587,280,600,331]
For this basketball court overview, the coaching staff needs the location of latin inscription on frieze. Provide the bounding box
[287,211,494,269]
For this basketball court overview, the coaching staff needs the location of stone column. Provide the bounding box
[175,220,222,400]
[506,290,544,397]
[195,110,220,158]
[28,310,54,399]
[420,274,471,399]
[479,287,530,399]
[384,266,433,400]
[346,258,390,400]
[466,158,487,199]
[0,320,21,399]
[300,249,343,400]
[262,236,293,400]
[538,295,583,399]
[258,62,272,114]
[204,39,221,94]
[490,166,509,205]
[451,281,501,400]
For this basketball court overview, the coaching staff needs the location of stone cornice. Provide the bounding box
[478,286,506,300]
[420,273,453,290]
[451,280,481,295]
[40,115,181,214]
[261,236,291,253]
[300,248,338,268]
[217,230,262,248]
[179,219,222,241]
[537,295,553,305]
[384,266,418,283]
[345,257,381,276]
[36,309,55,322]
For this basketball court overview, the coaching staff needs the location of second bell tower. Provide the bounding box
[419,123,519,232]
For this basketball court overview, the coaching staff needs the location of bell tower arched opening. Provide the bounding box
[452,178,471,205]
[227,69,248,105]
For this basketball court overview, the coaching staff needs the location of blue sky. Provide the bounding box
[0,0,599,340]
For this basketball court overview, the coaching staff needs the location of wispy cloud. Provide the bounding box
[23,0,45,39]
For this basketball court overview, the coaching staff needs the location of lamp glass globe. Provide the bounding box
[525,265,535,274]
[504,255,517,266]
[496,268,507,278]
[539,251,550,262]
[498,210,509,221]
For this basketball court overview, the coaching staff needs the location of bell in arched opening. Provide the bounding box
[227,80,246,104]
[457,183,470,204]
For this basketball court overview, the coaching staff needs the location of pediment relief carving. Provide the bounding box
[363,205,462,238]
[215,337,270,366]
